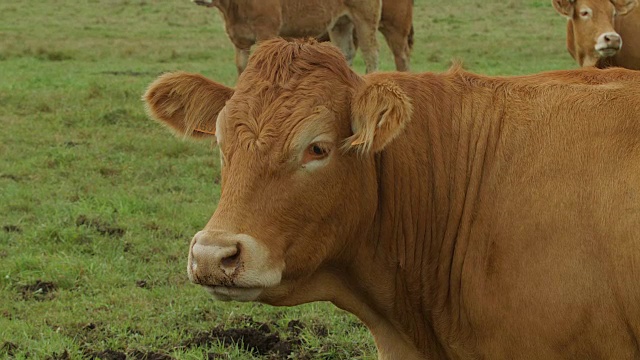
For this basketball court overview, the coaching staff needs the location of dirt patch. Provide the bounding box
[3,224,22,233]
[1,342,18,356]
[76,215,126,238]
[101,71,158,77]
[0,174,21,181]
[45,349,70,360]
[18,280,57,301]
[184,323,298,358]
[86,350,174,360]
[86,350,126,360]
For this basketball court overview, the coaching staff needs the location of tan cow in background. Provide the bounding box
[318,0,414,71]
[193,0,381,74]
[553,0,640,68]
[144,38,640,359]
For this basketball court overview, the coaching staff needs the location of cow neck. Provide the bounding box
[338,70,505,359]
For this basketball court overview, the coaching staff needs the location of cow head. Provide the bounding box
[143,38,412,305]
[553,0,638,67]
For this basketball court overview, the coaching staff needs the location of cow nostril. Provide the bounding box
[221,245,241,269]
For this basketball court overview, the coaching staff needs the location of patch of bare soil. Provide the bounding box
[29,318,321,359]
[18,280,57,301]
[3,224,22,233]
[85,350,174,360]
[1,342,18,356]
[183,318,312,359]
[76,215,126,238]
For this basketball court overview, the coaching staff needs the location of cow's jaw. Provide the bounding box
[187,230,284,302]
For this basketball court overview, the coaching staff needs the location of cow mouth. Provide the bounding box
[203,285,264,302]
[596,46,620,57]
[192,0,214,6]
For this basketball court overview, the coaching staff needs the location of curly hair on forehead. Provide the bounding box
[244,37,361,87]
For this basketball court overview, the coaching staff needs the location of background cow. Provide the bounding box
[373,0,414,71]
[553,0,640,68]
[317,0,414,71]
[145,38,640,359]
[193,0,381,74]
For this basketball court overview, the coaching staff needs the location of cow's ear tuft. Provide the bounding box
[552,0,575,17]
[612,0,638,15]
[143,71,234,139]
[345,79,413,154]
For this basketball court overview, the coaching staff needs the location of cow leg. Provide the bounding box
[379,25,412,71]
[350,6,380,73]
[234,46,250,75]
[328,18,356,66]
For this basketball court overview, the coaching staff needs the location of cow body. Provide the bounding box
[144,38,640,359]
[194,0,382,74]
[554,0,640,68]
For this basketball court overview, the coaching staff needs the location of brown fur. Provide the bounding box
[553,0,640,68]
[144,38,640,359]
[195,0,383,74]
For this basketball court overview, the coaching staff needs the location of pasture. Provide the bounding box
[0,0,574,358]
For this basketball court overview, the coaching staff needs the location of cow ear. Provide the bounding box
[612,0,638,15]
[143,71,234,139]
[552,0,575,17]
[345,79,413,153]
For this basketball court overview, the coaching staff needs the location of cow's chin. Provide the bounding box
[203,285,264,302]
[596,47,619,58]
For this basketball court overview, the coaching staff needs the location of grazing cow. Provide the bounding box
[553,0,640,68]
[193,0,381,74]
[144,38,640,359]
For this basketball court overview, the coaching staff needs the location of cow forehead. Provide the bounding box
[218,88,345,156]
[576,0,614,13]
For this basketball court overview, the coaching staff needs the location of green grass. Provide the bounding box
[0,0,575,358]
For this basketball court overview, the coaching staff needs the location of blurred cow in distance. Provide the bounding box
[553,0,640,69]
[193,0,382,74]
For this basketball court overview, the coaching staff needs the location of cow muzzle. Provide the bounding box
[187,230,284,302]
[595,32,622,57]
[192,0,215,7]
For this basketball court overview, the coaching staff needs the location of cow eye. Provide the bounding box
[579,9,591,18]
[311,144,325,156]
[302,143,330,164]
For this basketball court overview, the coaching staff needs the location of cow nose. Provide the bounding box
[188,231,242,285]
[602,32,622,49]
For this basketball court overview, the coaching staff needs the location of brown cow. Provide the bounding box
[378,0,414,71]
[144,38,640,359]
[553,0,640,68]
[193,0,381,74]
[317,0,414,71]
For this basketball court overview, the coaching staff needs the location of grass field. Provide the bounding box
[0,1,575,359]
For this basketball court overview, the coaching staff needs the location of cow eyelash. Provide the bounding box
[309,144,329,156]
[302,142,331,164]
